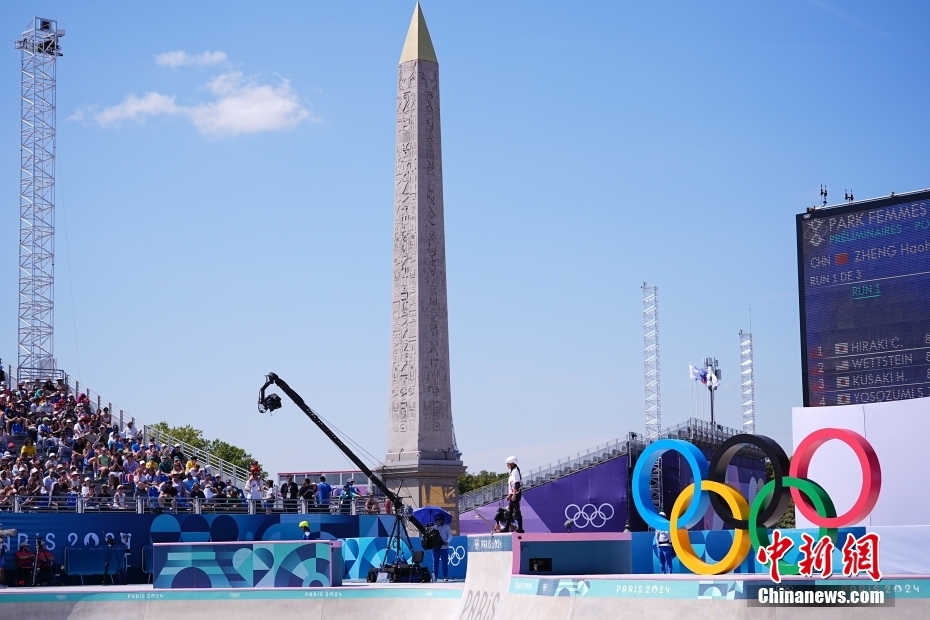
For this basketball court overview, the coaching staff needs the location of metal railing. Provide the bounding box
[0,494,382,516]
[659,417,765,459]
[458,437,635,513]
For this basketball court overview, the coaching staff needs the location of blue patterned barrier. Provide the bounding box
[630,527,867,574]
[153,540,342,588]
[342,535,468,580]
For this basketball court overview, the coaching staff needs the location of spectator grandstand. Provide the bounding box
[0,363,306,515]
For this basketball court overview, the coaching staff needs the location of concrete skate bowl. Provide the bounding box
[0,585,460,620]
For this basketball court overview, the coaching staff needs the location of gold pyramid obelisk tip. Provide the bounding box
[399,2,437,64]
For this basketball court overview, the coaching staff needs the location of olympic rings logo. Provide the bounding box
[447,545,466,566]
[630,428,882,576]
[565,503,615,529]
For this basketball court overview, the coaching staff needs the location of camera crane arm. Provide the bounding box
[258,372,425,535]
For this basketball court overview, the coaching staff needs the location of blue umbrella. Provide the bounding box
[413,506,452,526]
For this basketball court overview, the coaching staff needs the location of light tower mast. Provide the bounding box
[740,329,756,433]
[15,17,63,380]
[642,282,662,508]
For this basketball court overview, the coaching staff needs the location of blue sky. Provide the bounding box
[1,1,927,477]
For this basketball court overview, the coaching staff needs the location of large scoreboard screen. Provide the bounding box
[797,190,930,407]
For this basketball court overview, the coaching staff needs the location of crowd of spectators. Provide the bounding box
[0,377,258,512]
[0,377,387,514]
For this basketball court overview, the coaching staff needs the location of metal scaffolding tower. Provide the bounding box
[739,329,756,434]
[15,17,63,379]
[642,282,662,508]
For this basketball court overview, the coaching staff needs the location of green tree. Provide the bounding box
[149,422,263,476]
[458,470,508,495]
[765,459,795,529]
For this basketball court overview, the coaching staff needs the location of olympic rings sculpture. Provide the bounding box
[565,503,616,529]
[447,545,467,566]
[630,428,881,575]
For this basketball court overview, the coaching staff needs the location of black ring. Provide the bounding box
[707,434,790,529]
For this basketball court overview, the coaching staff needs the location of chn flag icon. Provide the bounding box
[835,343,849,355]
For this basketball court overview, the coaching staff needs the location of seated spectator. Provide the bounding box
[98,484,112,506]
[365,493,379,515]
[183,472,196,494]
[15,542,34,585]
[112,485,127,509]
[20,438,36,460]
[159,478,178,512]
[190,482,205,503]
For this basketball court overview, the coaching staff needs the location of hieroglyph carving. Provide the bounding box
[389,59,453,455]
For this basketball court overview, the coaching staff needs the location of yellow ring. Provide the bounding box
[669,481,751,575]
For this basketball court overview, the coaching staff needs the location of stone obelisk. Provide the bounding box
[383,4,465,524]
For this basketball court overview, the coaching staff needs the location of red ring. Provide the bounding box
[789,428,881,527]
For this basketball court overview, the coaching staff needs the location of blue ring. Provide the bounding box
[631,439,709,530]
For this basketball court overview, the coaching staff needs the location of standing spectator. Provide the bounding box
[263,479,276,514]
[432,514,452,582]
[316,475,331,513]
[298,477,316,510]
[247,472,262,508]
[339,483,355,515]
[280,475,299,513]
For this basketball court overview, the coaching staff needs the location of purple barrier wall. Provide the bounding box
[460,456,629,534]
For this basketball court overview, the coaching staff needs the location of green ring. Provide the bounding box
[749,476,837,576]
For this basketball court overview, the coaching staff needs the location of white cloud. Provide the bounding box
[82,72,314,138]
[189,73,310,137]
[155,50,227,68]
[93,92,182,126]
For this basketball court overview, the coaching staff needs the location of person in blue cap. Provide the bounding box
[654,511,673,574]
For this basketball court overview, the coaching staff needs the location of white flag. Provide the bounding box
[707,370,719,389]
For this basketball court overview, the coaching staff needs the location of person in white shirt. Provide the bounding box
[432,514,453,581]
[123,420,138,442]
[247,472,263,506]
[262,479,276,514]
[502,456,524,533]
[113,485,127,509]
